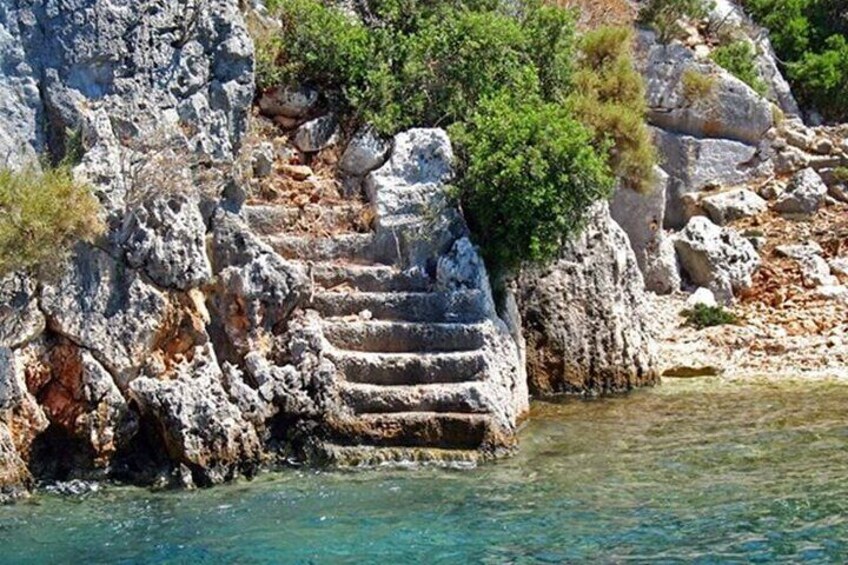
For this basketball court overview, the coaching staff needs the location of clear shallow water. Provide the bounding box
[2,377,847,564]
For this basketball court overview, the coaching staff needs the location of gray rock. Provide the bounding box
[644,236,682,294]
[129,345,262,486]
[41,246,170,386]
[121,193,212,290]
[251,141,276,178]
[775,241,823,260]
[673,216,761,304]
[797,254,837,287]
[701,189,768,225]
[258,85,319,118]
[294,115,339,153]
[829,183,848,203]
[829,257,848,277]
[637,36,773,145]
[339,127,392,177]
[686,287,718,308]
[0,275,45,349]
[774,168,828,215]
[365,128,464,267]
[517,203,659,395]
[655,129,763,228]
[774,145,811,175]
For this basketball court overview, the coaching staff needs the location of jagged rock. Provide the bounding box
[208,212,308,362]
[121,193,212,290]
[251,141,276,178]
[0,275,45,349]
[0,422,30,503]
[637,35,773,145]
[40,246,170,386]
[258,85,319,118]
[610,167,680,293]
[339,127,392,177]
[517,203,659,395]
[673,216,761,304]
[365,128,465,266]
[701,189,768,225]
[774,168,828,215]
[758,179,786,200]
[829,257,848,277]
[686,287,718,308]
[654,129,764,228]
[294,115,339,153]
[129,345,262,486]
[775,241,823,260]
[774,145,811,175]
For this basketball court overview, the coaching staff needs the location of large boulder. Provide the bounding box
[128,345,262,486]
[637,34,774,145]
[774,168,828,215]
[40,245,171,386]
[654,129,766,228]
[365,128,465,266]
[701,188,768,226]
[673,216,761,303]
[518,203,659,395]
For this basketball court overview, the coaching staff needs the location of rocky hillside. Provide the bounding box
[0,0,845,503]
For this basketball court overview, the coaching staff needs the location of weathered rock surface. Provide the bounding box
[339,127,392,177]
[121,193,212,290]
[0,275,45,349]
[701,189,768,226]
[258,85,319,119]
[129,345,262,486]
[294,115,339,153]
[774,168,828,215]
[637,35,773,145]
[518,203,659,395]
[673,216,761,303]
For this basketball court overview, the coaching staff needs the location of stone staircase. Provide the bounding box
[243,201,523,466]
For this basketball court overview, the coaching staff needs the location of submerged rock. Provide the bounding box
[518,203,659,395]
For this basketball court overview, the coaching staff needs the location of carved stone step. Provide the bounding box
[263,233,379,263]
[309,290,489,323]
[325,349,486,385]
[339,382,491,414]
[317,444,482,468]
[322,320,487,353]
[311,263,434,293]
[326,412,499,450]
[242,203,369,235]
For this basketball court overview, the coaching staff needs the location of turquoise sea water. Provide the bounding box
[1,377,847,564]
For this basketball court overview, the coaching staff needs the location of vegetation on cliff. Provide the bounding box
[743,0,848,121]
[0,165,103,277]
[258,0,655,272]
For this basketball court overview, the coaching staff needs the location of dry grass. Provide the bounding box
[548,0,637,29]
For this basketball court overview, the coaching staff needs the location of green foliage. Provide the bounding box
[710,40,767,95]
[260,0,643,271]
[681,68,716,102]
[832,167,848,183]
[569,26,657,192]
[638,0,713,43]
[450,93,614,273]
[0,165,103,277]
[681,303,738,329]
[744,0,848,121]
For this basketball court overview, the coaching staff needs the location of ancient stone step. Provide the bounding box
[325,349,487,385]
[318,444,481,468]
[309,290,489,323]
[242,204,368,235]
[264,233,379,262]
[327,412,496,450]
[339,382,490,414]
[322,320,487,353]
[311,263,433,293]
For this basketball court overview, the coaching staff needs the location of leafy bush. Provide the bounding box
[744,0,848,121]
[0,166,103,277]
[638,0,713,43]
[569,26,657,192]
[450,93,614,273]
[681,68,716,102]
[710,40,767,95]
[681,303,737,329]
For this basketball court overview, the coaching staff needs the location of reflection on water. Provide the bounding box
[1,377,847,563]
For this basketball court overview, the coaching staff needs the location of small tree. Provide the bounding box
[711,40,767,95]
[638,0,713,43]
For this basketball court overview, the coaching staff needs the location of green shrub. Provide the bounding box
[832,167,848,183]
[638,0,713,43]
[681,303,737,329]
[0,166,103,277]
[569,26,657,192]
[710,40,767,95]
[450,93,614,273]
[744,0,848,121]
[681,68,716,102]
